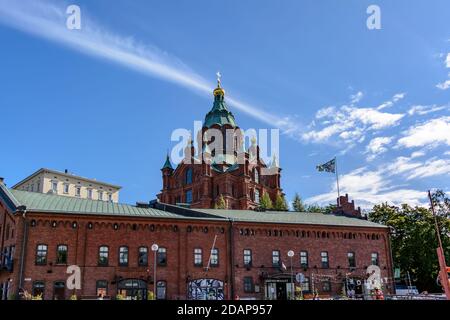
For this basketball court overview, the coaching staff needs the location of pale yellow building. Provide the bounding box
[12,168,121,203]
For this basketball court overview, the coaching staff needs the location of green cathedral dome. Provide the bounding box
[203,82,237,128]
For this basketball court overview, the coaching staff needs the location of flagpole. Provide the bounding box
[335,157,341,207]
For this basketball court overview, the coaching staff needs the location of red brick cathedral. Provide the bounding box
[158,80,282,210]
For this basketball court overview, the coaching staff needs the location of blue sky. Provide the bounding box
[0,0,449,208]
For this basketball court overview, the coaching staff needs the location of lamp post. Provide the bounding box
[151,244,159,299]
[288,250,294,300]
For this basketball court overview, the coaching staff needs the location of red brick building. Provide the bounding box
[0,84,394,300]
[158,81,282,210]
[0,179,393,300]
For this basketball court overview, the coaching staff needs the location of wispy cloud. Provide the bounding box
[365,136,393,161]
[407,104,447,116]
[306,151,450,208]
[302,93,405,145]
[376,92,406,110]
[0,0,302,136]
[436,53,450,90]
[397,116,450,148]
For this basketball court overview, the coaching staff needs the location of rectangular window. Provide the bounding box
[210,248,219,267]
[87,189,93,199]
[35,244,48,265]
[194,248,202,267]
[76,186,81,197]
[301,277,310,292]
[321,251,329,269]
[300,251,308,268]
[98,246,109,266]
[156,281,166,300]
[348,252,356,268]
[63,184,69,194]
[37,182,40,192]
[32,281,45,299]
[272,250,280,266]
[371,252,379,266]
[98,191,103,201]
[108,193,113,202]
[185,190,193,204]
[56,245,68,264]
[52,181,58,193]
[119,246,129,266]
[138,247,148,266]
[157,247,167,266]
[243,277,254,293]
[322,279,332,292]
[30,184,34,192]
[96,280,108,297]
[243,249,252,267]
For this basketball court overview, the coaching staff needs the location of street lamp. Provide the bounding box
[151,243,159,299]
[287,250,294,300]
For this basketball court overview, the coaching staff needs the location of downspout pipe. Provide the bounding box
[16,205,28,298]
[228,218,235,300]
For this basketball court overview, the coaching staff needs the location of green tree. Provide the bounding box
[274,194,288,211]
[259,192,273,210]
[292,193,305,212]
[306,204,325,213]
[214,195,227,209]
[368,192,450,292]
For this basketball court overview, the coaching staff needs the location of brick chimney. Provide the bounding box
[334,193,362,218]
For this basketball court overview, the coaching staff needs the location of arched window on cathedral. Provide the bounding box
[186,168,193,185]
[255,189,260,204]
[254,168,259,184]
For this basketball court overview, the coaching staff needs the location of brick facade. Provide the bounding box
[0,203,394,300]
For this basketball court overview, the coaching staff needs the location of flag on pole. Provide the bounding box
[316,158,336,173]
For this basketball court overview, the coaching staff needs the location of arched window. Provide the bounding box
[254,168,259,183]
[186,168,193,185]
[255,189,260,204]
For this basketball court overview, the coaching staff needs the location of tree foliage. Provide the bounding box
[274,194,289,211]
[214,195,227,209]
[292,193,306,212]
[368,190,450,292]
[259,192,273,210]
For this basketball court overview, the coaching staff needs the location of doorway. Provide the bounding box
[53,281,66,300]
[117,279,147,300]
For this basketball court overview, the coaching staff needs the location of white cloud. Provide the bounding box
[436,80,450,90]
[0,0,302,137]
[408,104,446,116]
[350,91,363,104]
[306,166,428,208]
[436,54,450,90]
[376,92,406,110]
[397,116,450,148]
[303,102,404,144]
[407,158,450,180]
[410,151,426,158]
[365,136,393,160]
[307,153,450,209]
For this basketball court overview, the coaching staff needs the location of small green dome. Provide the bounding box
[204,84,237,128]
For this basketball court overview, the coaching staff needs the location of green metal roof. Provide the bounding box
[204,95,237,128]
[161,154,173,170]
[3,188,386,229]
[9,189,190,219]
[191,208,387,229]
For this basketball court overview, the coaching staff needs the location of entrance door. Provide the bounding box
[117,279,147,300]
[276,283,287,300]
[53,281,66,300]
